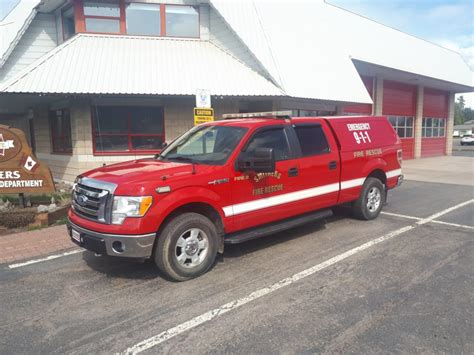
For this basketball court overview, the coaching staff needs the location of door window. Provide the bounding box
[294,125,330,156]
[245,128,291,161]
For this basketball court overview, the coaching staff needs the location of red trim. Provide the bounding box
[74,0,85,33]
[160,4,166,36]
[80,0,124,34]
[71,1,200,38]
[119,0,126,34]
[91,106,165,156]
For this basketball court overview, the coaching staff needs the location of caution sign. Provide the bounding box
[194,108,214,126]
[0,125,55,194]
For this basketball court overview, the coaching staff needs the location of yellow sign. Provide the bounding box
[194,108,214,126]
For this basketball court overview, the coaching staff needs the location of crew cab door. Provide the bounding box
[287,120,341,210]
[228,125,302,230]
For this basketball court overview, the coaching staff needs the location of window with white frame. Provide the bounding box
[388,116,414,138]
[422,118,446,137]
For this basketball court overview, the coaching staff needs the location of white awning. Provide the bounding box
[0,34,285,97]
[211,0,473,99]
[0,0,40,66]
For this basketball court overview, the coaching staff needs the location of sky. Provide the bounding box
[328,0,474,107]
[0,0,20,20]
[1,0,473,106]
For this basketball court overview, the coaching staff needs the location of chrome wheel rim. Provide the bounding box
[367,187,381,212]
[175,228,209,269]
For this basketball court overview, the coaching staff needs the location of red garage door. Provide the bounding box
[421,88,448,157]
[383,81,416,160]
[344,76,373,115]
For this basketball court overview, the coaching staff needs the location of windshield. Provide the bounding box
[159,125,248,165]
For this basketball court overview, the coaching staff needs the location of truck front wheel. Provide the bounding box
[352,177,385,220]
[154,212,218,281]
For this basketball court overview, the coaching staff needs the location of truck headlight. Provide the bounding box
[111,196,153,225]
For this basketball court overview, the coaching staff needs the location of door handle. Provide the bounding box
[328,161,337,170]
[288,167,298,177]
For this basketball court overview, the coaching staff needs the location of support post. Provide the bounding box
[414,86,424,159]
[374,77,384,116]
[445,92,455,156]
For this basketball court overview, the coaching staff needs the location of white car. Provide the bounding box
[461,135,474,146]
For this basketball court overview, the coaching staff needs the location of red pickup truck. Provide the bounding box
[68,112,403,281]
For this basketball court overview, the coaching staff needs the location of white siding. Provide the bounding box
[208,7,273,84]
[0,14,57,82]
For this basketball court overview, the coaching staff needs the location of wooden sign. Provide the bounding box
[0,124,55,194]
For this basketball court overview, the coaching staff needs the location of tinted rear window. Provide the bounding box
[294,125,330,156]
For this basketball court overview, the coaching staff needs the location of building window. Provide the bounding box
[92,106,164,154]
[165,5,199,38]
[126,3,161,36]
[422,118,446,137]
[294,125,330,156]
[83,1,121,34]
[62,6,76,40]
[388,116,413,138]
[72,1,200,38]
[50,109,72,154]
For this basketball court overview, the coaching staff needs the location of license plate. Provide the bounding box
[72,229,81,243]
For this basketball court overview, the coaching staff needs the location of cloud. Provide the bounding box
[426,4,470,20]
[434,39,474,69]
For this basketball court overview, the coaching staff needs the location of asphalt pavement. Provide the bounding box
[453,138,474,157]
[1,180,473,354]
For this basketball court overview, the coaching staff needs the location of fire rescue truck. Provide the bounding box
[68,111,403,281]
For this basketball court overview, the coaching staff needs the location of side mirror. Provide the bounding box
[238,148,275,173]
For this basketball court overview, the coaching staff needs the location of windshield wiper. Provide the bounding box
[167,156,197,174]
[167,156,195,163]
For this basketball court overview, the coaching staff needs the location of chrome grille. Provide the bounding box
[72,177,117,224]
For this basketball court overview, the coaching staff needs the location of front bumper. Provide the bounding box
[67,219,156,258]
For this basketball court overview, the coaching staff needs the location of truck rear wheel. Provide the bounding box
[352,177,385,220]
[154,212,218,281]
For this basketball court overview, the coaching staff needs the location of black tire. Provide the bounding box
[352,177,385,220]
[154,212,218,281]
[461,142,464,146]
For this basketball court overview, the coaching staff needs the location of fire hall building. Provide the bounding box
[0,0,472,182]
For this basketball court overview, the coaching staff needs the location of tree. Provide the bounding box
[454,96,466,125]
[464,107,474,122]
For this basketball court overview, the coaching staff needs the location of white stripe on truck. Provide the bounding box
[223,169,401,217]
[386,169,402,178]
